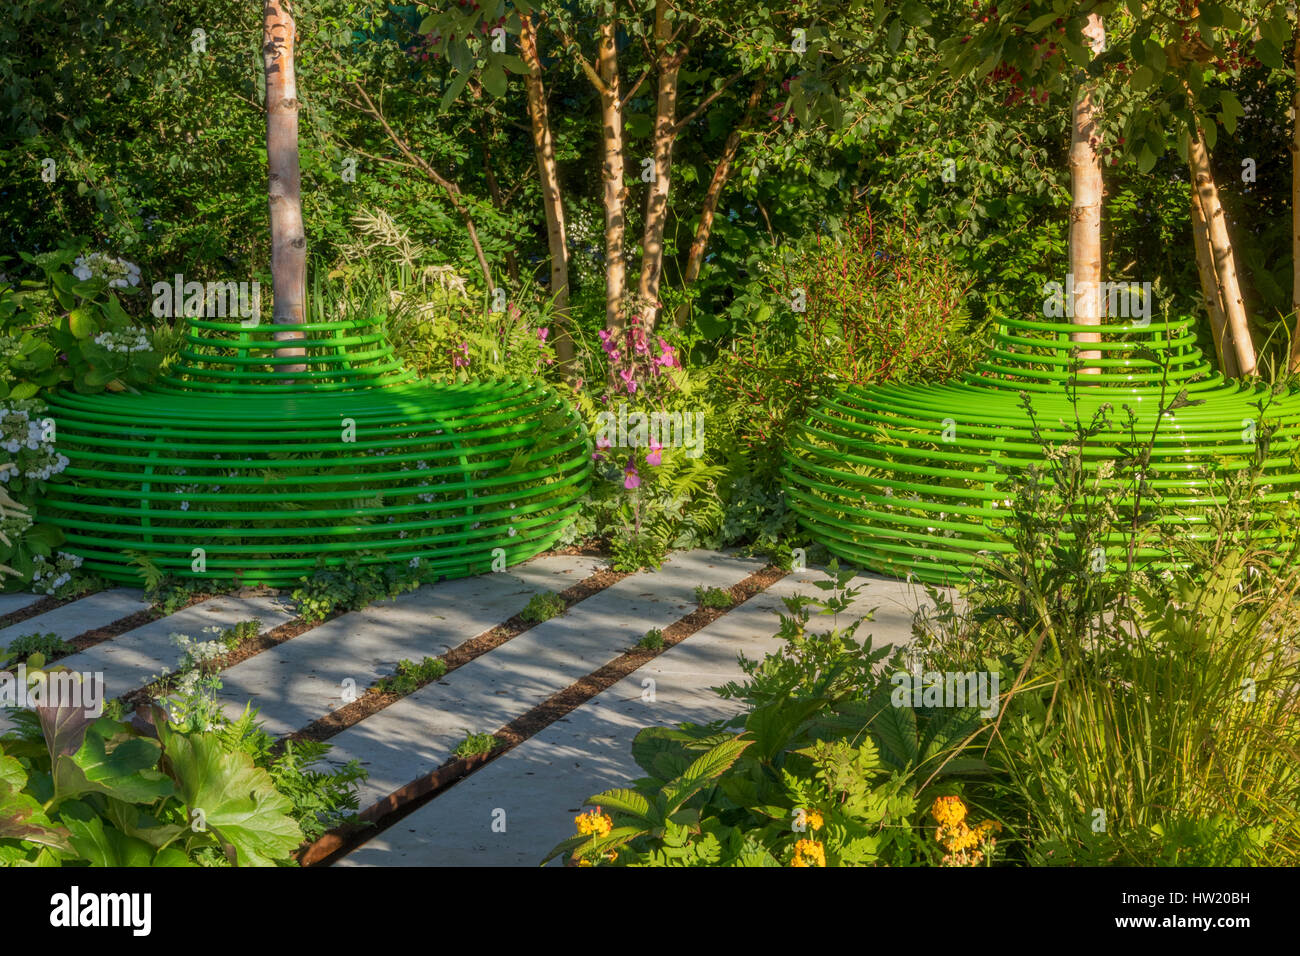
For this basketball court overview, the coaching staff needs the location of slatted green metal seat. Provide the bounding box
[41,316,591,585]
[782,316,1300,584]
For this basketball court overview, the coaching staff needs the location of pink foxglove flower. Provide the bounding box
[623,460,641,489]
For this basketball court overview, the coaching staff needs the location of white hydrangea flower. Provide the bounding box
[72,252,141,288]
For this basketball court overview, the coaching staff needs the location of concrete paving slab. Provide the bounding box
[0,593,294,733]
[215,554,606,736]
[338,569,931,866]
[0,589,149,649]
[0,593,41,617]
[322,550,767,810]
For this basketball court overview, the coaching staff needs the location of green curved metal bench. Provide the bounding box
[782,316,1300,584]
[41,315,591,586]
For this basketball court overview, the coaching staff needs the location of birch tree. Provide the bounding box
[263,0,307,373]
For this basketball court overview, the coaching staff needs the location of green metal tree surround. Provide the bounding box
[40,315,591,586]
[782,316,1300,584]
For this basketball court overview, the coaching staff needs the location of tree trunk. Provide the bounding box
[597,15,627,336]
[1068,13,1105,376]
[674,76,767,327]
[635,0,685,332]
[1291,21,1300,371]
[1189,121,1257,375]
[519,14,574,366]
[1190,171,1239,377]
[263,0,306,373]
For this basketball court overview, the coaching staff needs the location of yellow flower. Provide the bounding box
[791,839,826,867]
[575,807,613,837]
[930,795,967,827]
[805,809,825,831]
[934,807,1002,866]
[577,857,594,867]
[939,822,982,853]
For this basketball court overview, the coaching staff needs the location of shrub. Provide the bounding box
[911,386,1300,866]
[638,628,665,651]
[694,585,733,610]
[0,695,306,866]
[712,210,983,465]
[520,590,566,624]
[1,631,72,667]
[1,242,161,400]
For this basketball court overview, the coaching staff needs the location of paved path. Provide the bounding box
[0,555,935,868]
[338,570,927,867]
[215,554,604,735]
[322,549,765,810]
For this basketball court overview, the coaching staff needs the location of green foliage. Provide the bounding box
[0,700,304,867]
[712,212,985,465]
[609,534,666,573]
[637,629,665,651]
[694,586,734,610]
[291,558,423,623]
[547,564,983,867]
[519,590,566,624]
[910,386,1300,866]
[374,657,447,696]
[452,732,499,759]
[2,243,161,398]
[144,575,232,616]
[214,709,366,845]
[1,632,72,668]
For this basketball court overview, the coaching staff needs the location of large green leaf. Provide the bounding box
[630,725,709,784]
[67,307,96,338]
[61,805,156,866]
[0,775,72,853]
[102,796,186,850]
[52,724,172,808]
[868,702,919,770]
[159,723,303,867]
[660,736,752,814]
[744,697,827,762]
[586,788,657,825]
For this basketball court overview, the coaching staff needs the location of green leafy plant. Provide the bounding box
[519,590,566,624]
[694,585,734,610]
[0,696,304,867]
[2,242,161,399]
[291,557,423,623]
[145,574,233,616]
[609,532,667,573]
[374,657,447,695]
[452,732,499,759]
[546,565,986,867]
[638,628,665,651]
[911,384,1300,866]
[1,632,72,667]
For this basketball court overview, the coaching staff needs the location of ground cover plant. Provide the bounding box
[0,631,365,867]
